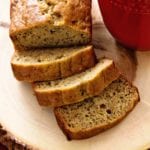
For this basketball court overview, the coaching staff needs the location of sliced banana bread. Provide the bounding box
[54,76,140,140]
[10,0,92,49]
[33,59,119,107]
[11,46,96,82]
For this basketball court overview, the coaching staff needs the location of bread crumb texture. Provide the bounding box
[55,77,139,134]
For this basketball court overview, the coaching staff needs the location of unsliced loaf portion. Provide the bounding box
[10,0,92,49]
[54,76,140,140]
[11,45,96,82]
[33,59,119,107]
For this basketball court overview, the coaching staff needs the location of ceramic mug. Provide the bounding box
[98,0,150,50]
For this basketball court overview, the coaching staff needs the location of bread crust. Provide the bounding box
[33,60,120,107]
[9,0,92,48]
[11,46,96,82]
[54,77,140,140]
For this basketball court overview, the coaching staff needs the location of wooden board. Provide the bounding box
[0,1,150,150]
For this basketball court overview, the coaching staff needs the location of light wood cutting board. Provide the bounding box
[0,0,150,150]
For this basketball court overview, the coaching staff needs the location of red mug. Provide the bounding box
[98,0,150,51]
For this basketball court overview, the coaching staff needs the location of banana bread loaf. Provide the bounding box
[33,59,119,107]
[10,0,92,49]
[54,76,140,140]
[11,45,96,82]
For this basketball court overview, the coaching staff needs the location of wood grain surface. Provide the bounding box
[0,124,32,150]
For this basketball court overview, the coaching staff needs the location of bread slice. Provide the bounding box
[10,0,92,49]
[11,45,96,82]
[33,59,119,107]
[54,76,140,140]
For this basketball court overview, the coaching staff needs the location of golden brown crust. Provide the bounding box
[54,83,140,140]
[86,62,119,96]
[11,46,96,82]
[10,0,91,33]
[9,0,92,48]
[10,0,49,34]
[33,61,120,107]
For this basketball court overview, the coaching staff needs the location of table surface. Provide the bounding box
[0,0,150,150]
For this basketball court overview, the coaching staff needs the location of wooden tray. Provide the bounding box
[0,1,150,150]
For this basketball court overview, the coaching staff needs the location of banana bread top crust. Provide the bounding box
[10,0,91,35]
